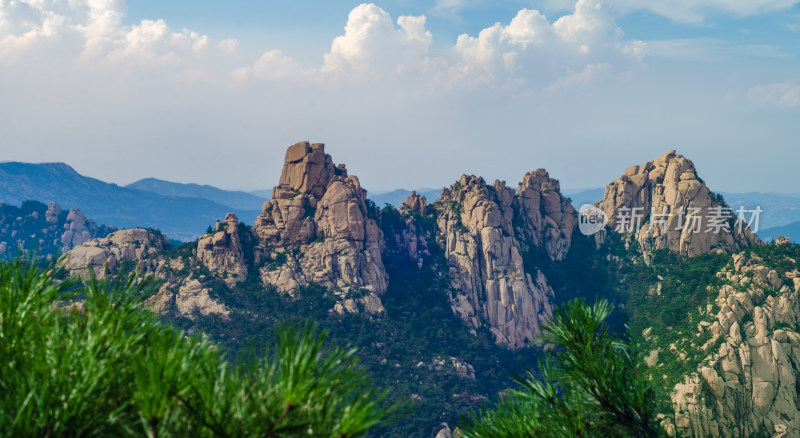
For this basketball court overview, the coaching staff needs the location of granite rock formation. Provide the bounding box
[515,169,577,261]
[65,228,168,277]
[196,213,247,287]
[253,142,388,312]
[433,175,557,348]
[597,150,761,257]
[657,251,800,437]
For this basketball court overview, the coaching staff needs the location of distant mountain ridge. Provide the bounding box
[368,188,440,208]
[0,162,262,241]
[127,178,267,211]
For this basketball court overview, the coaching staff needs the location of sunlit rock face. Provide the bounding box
[664,252,800,437]
[433,172,577,348]
[597,150,760,257]
[252,142,387,310]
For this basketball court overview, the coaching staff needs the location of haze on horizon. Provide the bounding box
[1,0,798,195]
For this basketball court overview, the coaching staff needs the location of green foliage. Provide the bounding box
[0,257,396,437]
[623,249,729,407]
[460,299,663,438]
[175,205,543,437]
[521,230,620,306]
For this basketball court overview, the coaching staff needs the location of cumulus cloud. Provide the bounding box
[449,0,642,88]
[233,0,642,93]
[747,81,800,108]
[321,3,432,77]
[0,0,236,73]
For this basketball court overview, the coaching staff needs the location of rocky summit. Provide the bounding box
[432,171,576,348]
[597,150,761,257]
[253,142,388,306]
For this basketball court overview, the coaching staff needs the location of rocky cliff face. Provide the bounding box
[65,228,168,277]
[253,142,387,312]
[598,150,760,257]
[515,169,577,261]
[647,250,800,437]
[196,213,247,287]
[433,175,560,348]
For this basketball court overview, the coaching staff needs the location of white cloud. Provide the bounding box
[544,62,611,94]
[0,0,236,73]
[450,0,641,88]
[232,49,304,81]
[321,3,432,77]
[546,0,800,23]
[747,81,800,108]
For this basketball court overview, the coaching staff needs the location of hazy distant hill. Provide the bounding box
[0,162,260,241]
[759,221,800,243]
[563,187,606,208]
[368,188,441,208]
[127,178,267,211]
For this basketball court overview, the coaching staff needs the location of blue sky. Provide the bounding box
[1,0,798,193]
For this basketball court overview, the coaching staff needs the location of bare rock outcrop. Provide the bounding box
[253,142,388,299]
[399,191,427,215]
[60,208,94,249]
[434,175,555,348]
[663,251,800,437]
[147,271,230,319]
[515,169,577,261]
[598,150,760,257]
[197,213,247,287]
[65,228,167,277]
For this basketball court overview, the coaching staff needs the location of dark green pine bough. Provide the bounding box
[460,299,665,438]
[0,258,397,437]
[0,257,663,437]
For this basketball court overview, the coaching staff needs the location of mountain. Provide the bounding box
[248,189,271,198]
[17,143,798,436]
[720,191,800,230]
[563,187,605,207]
[759,221,800,243]
[564,188,800,231]
[368,188,440,208]
[127,177,267,211]
[0,162,261,241]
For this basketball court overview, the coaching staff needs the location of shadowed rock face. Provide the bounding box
[597,150,761,257]
[253,142,387,299]
[434,175,565,348]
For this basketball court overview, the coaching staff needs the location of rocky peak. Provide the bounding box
[597,150,761,257]
[399,191,427,215]
[253,141,388,300]
[434,174,554,348]
[197,213,247,287]
[515,169,577,261]
[276,141,337,198]
[61,208,93,249]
